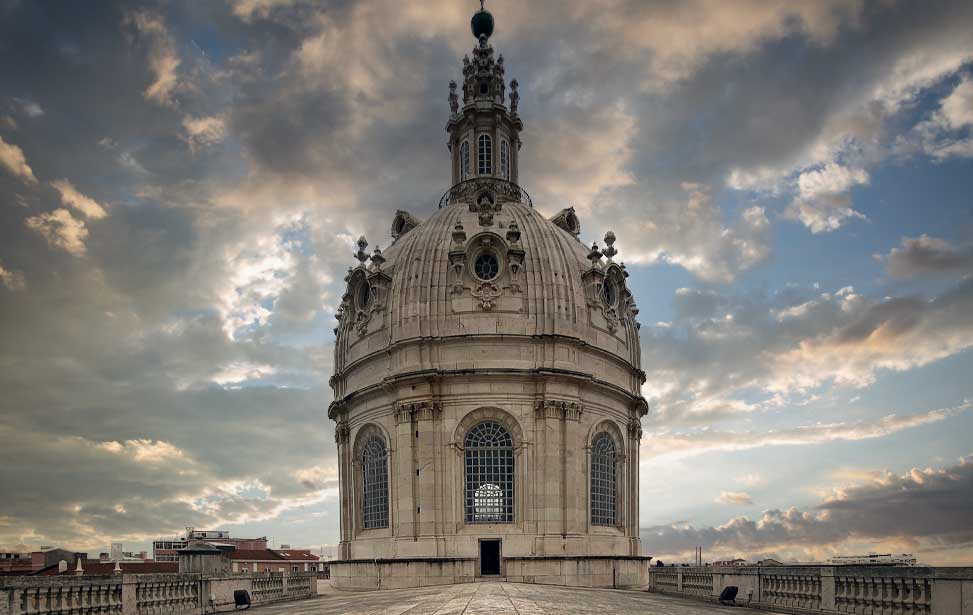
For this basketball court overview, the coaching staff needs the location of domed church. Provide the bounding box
[327,3,651,590]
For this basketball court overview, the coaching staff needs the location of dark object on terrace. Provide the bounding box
[719,586,739,605]
[234,589,251,609]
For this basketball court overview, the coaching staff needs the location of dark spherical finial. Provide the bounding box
[471,1,494,41]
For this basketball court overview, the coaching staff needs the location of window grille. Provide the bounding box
[500,140,509,179]
[591,432,617,525]
[460,141,470,181]
[474,253,500,281]
[478,135,493,175]
[465,421,513,522]
[362,436,389,529]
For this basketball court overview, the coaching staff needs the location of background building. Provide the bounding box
[226,549,320,574]
[152,529,268,561]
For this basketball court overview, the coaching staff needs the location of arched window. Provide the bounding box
[500,140,509,180]
[460,140,470,181]
[591,432,617,526]
[478,134,493,175]
[465,421,513,523]
[362,436,389,529]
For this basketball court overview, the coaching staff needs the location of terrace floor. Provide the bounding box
[254,581,773,614]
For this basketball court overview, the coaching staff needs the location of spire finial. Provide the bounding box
[471,1,494,41]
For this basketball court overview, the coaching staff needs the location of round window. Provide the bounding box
[473,253,500,281]
[602,279,617,306]
[356,282,372,310]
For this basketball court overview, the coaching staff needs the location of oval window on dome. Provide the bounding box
[602,279,617,307]
[356,282,373,311]
[473,253,500,281]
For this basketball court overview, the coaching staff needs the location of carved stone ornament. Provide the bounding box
[471,281,502,310]
[450,177,521,207]
[334,421,350,445]
[449,223,468,294]
[448,80,459,115]
[534,399,583,421]
[601,303,620,333]
[628,417,643,441]
[477,194,500,226]
[394,400,442,424]
[353,271,390,335]
[391,210,422,240]
[355,288,375,335]
[550,206,580,237]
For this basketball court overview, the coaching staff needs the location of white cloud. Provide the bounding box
[797,163,869,199]
[96,439,192,465]
[716,491,754,505]
[182,115,227,152]
[210,361,276,387]
[898,77,973,161]
[0,136,37,183]
[784,195,867,234]
[24,209,89,256]
[51,179,108,219]
[125,11,180,107]
[941,78,973,129]
[594,182,771,283]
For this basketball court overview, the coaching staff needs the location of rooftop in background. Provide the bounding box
[152,529,269,562]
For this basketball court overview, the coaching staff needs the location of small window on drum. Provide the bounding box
[356,282,372,311]
[601,278,617,307]
[473,252,500,281]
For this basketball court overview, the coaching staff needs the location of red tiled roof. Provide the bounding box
[225,550,285,561]
[273,550,319,561]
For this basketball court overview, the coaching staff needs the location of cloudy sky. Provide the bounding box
[1,0,972,565]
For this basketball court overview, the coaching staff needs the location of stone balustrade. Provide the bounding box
[0,572,316,615]
[648,566,973,615]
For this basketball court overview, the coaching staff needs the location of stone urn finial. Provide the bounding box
[355,236,370,265]
[603,231,617,260]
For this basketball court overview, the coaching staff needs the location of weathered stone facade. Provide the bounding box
[328,4,650,589]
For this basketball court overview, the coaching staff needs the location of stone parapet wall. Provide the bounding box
[329,555,651,591]
[0,572,316,615]
[648,566,973,615]
[329,558,478,591]
[505,556,650,589]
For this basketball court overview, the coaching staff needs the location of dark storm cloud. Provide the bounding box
[642,454,973,562]
[885,235,973,278]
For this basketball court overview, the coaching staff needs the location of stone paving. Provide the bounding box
[254,581,777,614]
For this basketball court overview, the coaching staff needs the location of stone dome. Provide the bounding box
[327,4,649,587]
[331,182,644,401]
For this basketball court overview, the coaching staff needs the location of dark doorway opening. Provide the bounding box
[479,539,501,576]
